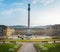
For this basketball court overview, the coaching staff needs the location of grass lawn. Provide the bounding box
[0,44,22,52]
[34,43,60,52]
[1,39,60,42]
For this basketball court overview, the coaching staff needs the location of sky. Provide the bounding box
[0,0,60,26]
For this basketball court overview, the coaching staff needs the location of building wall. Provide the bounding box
[14,25,60,36]
[51,25,60,36]
[15,29,26,35]
[0,25,7,38]
[6,27,15,37]
[0,25,15,38]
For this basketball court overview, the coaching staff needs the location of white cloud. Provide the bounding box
[44,0,54,5]
[12,2,24,6]
[1,8,27,26]
[30,6,60,26]
[2,10,12,16]
[1,9,13,16]
[32,0,39,4]
[1,8,26,16]
[32,0,55,5]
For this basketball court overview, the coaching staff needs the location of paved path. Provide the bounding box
[17,43,37,52]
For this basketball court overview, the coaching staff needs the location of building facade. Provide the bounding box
[0,25,7,38]
[14,24,60,37]
[6,27,15,37]
[0,25,15,39]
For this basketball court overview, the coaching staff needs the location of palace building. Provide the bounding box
[0,25,15,39]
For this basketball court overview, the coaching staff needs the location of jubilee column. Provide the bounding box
[28,3,30,29]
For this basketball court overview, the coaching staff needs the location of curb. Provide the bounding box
[33,44,40,52]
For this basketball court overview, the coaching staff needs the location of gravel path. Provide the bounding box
[17,43,37,52]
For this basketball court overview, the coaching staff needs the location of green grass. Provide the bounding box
[1,39,60,42]
[44,44,60,52]
[34,43,60,52]
[0,44,22,52]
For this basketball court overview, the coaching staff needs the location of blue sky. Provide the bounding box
[0,0,60,26]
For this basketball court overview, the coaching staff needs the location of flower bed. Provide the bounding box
[0,44,22,52]
[34,43,60,52]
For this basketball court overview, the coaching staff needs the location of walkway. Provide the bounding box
[17,43,37,52]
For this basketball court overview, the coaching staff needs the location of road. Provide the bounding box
[17,43,37,52]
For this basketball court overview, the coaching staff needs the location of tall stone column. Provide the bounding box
[28,3,30,29]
